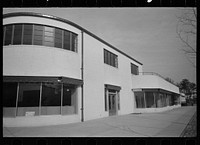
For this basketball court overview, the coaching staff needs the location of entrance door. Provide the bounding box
[109,93,117,116]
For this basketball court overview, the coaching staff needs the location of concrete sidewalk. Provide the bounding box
[3,106,196,137]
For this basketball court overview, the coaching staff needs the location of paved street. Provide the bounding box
[3,106,196,137]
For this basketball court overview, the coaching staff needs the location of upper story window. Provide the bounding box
[23,24,33,45]
[131,63,139,75]
[104,49,118,68]
[3,24,78,53]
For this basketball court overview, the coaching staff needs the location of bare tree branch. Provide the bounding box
[176,8,196,67]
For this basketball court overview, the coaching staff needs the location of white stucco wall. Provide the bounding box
[3,45,81,79]
[83,32,143,121]
[83,33,105,121]
[132,75,180,94]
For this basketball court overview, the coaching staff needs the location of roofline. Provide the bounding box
[3,12,143,65]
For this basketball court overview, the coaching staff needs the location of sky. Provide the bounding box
[3,8,196,84]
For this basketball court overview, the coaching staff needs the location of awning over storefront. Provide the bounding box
[132,88,180,95]
[105,84,121,91]
[3,76,83,85]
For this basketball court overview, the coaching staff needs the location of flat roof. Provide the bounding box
[3,12,143,65]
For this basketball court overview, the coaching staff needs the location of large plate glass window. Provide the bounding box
[145,92,155,108]
[17,82,40,116]
[62,84,77,115]
[41,83,61,115]
[134,92,145,108]
[3,82,18,117]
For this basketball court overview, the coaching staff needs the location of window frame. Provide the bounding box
[3,23,78,53]
[131,63,139,75]
[104,49,118,68]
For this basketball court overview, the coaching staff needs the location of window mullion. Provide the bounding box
[11,25,14,45]
[62,30,64,49]
[15,82,20,117]
[61,83,63,115]
[70,32,72,51]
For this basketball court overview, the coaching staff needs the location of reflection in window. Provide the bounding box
[41,83,61,115]
[131,63,139,75]
[155,92,161,107]
[34,24,43,45]
[23,24,33,45]
[44,26,54,47]
[55,28,62,48]
[145,92,155,108]
[4,25,13,45]
[17,83,40,116]
[64,31,70,50]
[104,49,118,68]
[3,81,78,117]
[71,33,77,52]
[62,84,77,115]
[3,82,18,117]
[13,24,22,45]
[3,24,78,52]
[134,92,145,108]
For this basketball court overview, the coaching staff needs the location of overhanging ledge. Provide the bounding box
[3,76,83,85]
[105,84,121,91]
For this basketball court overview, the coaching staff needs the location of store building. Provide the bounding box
[3,12,180,127]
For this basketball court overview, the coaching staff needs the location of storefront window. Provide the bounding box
[145,92,155,108]
[3,79,79,117]
[3,82,18,117]
[135,92,145,108]
[41,83,61,115]
[62,84,77,115]
[17,82,40,116]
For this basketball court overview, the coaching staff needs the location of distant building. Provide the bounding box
[3,12,180,127]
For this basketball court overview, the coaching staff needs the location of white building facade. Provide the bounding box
[3,12,180,127]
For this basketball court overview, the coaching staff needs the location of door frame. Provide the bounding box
[108,90,118,116]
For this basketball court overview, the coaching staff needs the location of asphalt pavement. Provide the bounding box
[3,106,196,137]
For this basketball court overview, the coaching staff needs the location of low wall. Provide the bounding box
[3,114,80,127]
[133,104,181,113]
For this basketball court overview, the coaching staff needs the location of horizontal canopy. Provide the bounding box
[133,88,180,95]
[105,84,121,91]
[3,76,83,85]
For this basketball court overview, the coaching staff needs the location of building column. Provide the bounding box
[144,92,146,108]
[39,82,42,116]
[15,82,20,117]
